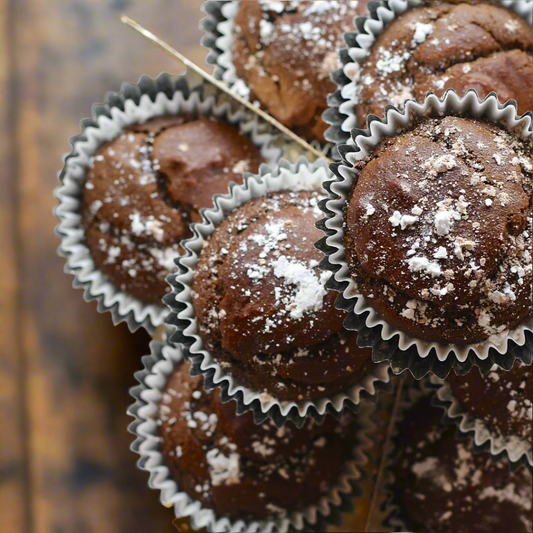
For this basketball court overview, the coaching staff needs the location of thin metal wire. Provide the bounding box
[121,15,333,163]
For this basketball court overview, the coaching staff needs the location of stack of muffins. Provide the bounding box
[55,1,532,531]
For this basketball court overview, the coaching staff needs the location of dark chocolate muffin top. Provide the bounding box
[233,1,370,142]
[355,1,533,125]
[82,116,263,304]
[447,361,532,442]
[391,399,532,533]
[193,191,341,358]
[158,360,357,521]
[192,190,374,401]
[345,116,532,345]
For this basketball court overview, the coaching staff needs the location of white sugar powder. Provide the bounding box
[259,0,285,13]
[232,160,250,174]
[412,457,439,478]
[479,483,532,511]
[434,246,448,259]
[408,256,443,277]
[149,247,180,271]
[435,209,460,236]
[272,256,329,320]
[412,22,433,46]
[206,448,241,486]
[376,48,411,75]
[249,220,289,258]
[107,246,121,264]
[259,19,275,44]
[129,213,165,242]
[423,154,458,177]
[389,211,419,230]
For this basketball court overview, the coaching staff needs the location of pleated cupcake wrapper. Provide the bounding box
[316,89,533,380]
[428,374,533,470]
[200,0,334,157]
[128,340,378,533]
[54,71,283,334]
[165,157,393,426]
[325,0,533,145]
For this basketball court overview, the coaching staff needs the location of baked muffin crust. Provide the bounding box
[193,190,373,400]
[355,1,533,125]
[82,116,263,303]
[233,0,370,142]
[447,361,532,441]
[159,360,358,520]
[391,399,532,532]
[345,116,532,345]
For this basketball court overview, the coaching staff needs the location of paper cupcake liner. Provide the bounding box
[54,71,283,333]
[165,157,393,426]
[324,0,533,144]
[428,374,533,470]
[128,340,377,533]
[200,0,334,157]
[316,89,533,380]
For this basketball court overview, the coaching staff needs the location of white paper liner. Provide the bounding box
[54,71,283,333]
[128,340,377,533]
[325,0,533,144]
[317,89,533,379]
[429,374,533,469]
[200,0,334,156]
[165,157,393,425]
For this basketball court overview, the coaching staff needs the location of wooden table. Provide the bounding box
[0,1,206,531]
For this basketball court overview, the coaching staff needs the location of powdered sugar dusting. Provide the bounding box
[272,256,329,319]
[206,447,241,487]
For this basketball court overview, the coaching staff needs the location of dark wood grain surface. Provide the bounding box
[0,1,206,531]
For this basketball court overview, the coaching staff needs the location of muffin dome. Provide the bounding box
[158,360,358,521]
[355,1,533,125]
[345,116,532,345]
[192,190,373,400]
[233,0,370,143]
[447,361,532,441]
[390,399,532,532]
[82,116,263,304]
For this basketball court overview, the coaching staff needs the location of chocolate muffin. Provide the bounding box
[82,116,263,304]
[233,0,370,143]
[447,361,532,442]
[158,360,358,521]
[355,1,533,125]
[390,399,532,533]
[345,116,532,345]
[192,190,374,401]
